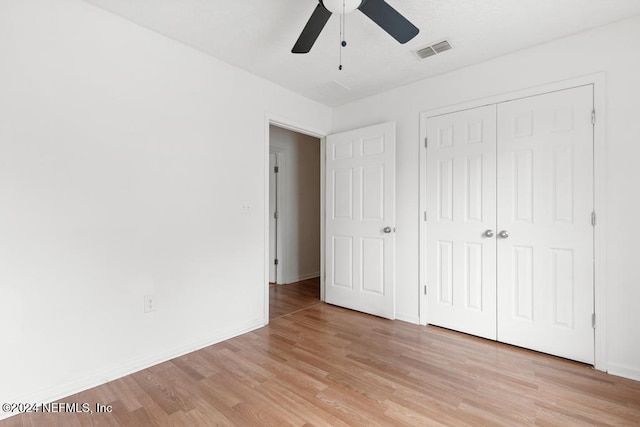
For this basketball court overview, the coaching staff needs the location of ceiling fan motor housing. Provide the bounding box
[321,0,364,15]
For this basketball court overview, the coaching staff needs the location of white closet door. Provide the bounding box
[496,86,594,363]
[325,122,396,319]
[425,106,497,339]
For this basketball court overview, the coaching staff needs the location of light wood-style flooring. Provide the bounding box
[270,278,321,320]
[4,279,640,426]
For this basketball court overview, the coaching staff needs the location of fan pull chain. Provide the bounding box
[339,0,347,70]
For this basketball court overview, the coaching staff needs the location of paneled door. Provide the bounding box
[496,86,594,364]
[325,122,396,319]
[424,85,595,364]
[425,106,498,339]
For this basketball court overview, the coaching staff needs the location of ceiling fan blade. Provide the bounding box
[358,0,419,44]
[292,4,332,54]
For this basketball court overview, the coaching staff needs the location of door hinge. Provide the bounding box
[274,258,279,265]
[424,285,427,295]
[424,137,428,148]
[274,166,279,173]
[591,108,596,125]
[274,211,279,219]
[424,211,427,222]
[592,313,596,328]
[591,211,596,227]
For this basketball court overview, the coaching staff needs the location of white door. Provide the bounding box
[496,86,594,363]
[425,105,498,339]
[269,153,278,283]
[325,122,396,319]
[423,85,595,363]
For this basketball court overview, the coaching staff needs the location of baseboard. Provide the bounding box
[0,318,266,421]
[285,272,320,284]
[396,312,420,325]
[607,362,640,382]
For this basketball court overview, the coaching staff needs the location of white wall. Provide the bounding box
[2,1,639,411]
[332,15,640,379]
[0,0,331,408]
[270,126,321,284]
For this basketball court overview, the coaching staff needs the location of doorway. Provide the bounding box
[268,124,322,287]
[265,118,399,323]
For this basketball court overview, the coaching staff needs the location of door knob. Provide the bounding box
[484,229,494,238]
[383,226,392,234]
[498,230,509,239]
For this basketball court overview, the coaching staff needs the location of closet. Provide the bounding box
[424,85,594,364]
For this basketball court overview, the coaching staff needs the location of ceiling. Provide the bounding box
[84,0,640,107]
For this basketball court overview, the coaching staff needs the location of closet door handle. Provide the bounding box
[484,229,494,238]
[498,230,509,239]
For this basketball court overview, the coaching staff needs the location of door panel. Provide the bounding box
[325,122,396,319]
[332,236,353,288]
[496,86,594,364]
[426,105,498,339]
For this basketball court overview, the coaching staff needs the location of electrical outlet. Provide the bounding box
[144,295,155,313]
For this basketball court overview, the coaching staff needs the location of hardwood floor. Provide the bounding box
[270,278,321,320]
[4,280,640,426]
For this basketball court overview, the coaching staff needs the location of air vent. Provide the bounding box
[415,40,452,60]
[415,46,437,59]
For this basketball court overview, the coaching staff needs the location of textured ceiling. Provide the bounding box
[84,0,640,107]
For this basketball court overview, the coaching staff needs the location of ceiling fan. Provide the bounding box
[292,0,420,54]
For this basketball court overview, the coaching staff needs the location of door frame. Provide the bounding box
[268,148,283,284]
[418,73,607,371]
[264,113,327,323]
